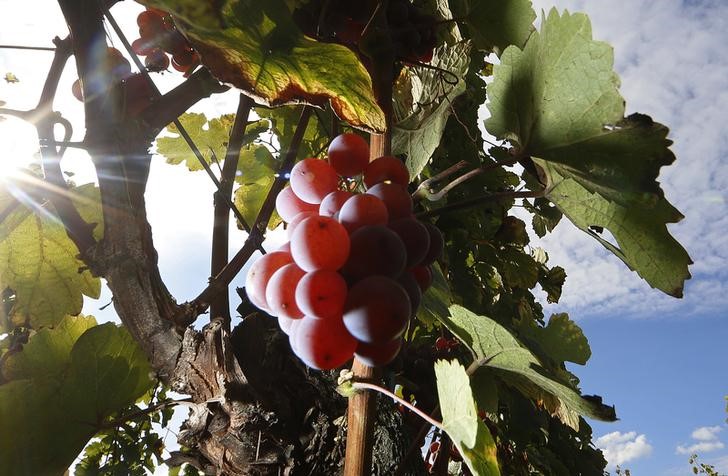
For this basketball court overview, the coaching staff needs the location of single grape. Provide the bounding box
[291,216,350,272]
[355,338,402,367]
[286,211,316,239]
[420,222,444,265]
[290,158,339,204]
[327,133,370,177]
[132,37,157,56]
[295,270,347,320]
[343,275,411,344]
[245,251,293,311]
[293,316,357,370]
[265,263,306,319]
[137,10,164,29]
[319,190,354,217]
[409,265,433,292]
[343,225,406,281]
[363,156,409,188]
[145,49,170,72]
[71,79,83,102]
[366,182,413,220]
[388,217,430,267]
[338,194,389,233]
[278,315,298,335]
[276,186,319,222]
[397,271,422,316]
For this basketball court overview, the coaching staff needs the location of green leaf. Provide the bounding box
[255,105,331,159]
[233,145,281,229]
[461,0,536,54]
[442,305,616,423]
[0,184,102,332]
[0,316,153,475]
[524,197,562,238]
[156,113,234,171]
[417,263,452,326]
[520,313,591,366]
[435,359,500,476]
[539,266,566,304]
[392,41,471,178]
[484,9,691,296]
[154,0,384,132]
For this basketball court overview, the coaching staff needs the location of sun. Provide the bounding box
[0,116,40,179]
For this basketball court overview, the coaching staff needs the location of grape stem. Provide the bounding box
[352,381,445,431]
[416,190,544,219]
[413,155,519,201]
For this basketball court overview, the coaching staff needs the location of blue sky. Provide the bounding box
[1,0,727,474]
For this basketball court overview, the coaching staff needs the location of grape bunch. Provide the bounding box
[292,0,438,65]
[130,7,200,75]
[245,133,443,371]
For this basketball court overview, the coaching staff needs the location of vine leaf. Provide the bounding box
[255,105,331,160]
[519,313,591,366]
[0,184,102,332]
[150,0,385,132]
[233,144,282,229]
[442,305,616,424]
[484,9,691,297]
[0,315,153,474]
[155,113,234,171]
[392,41,472,178]
[458,0,536,54]
[417,263,452,326]
[435,359,500,476]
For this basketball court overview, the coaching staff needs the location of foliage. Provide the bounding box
[0,0,693,474]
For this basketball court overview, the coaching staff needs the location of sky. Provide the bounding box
[1,0,727,474]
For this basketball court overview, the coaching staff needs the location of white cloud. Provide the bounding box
[595,431,653,468]
[675,425,726,455]
[676,441,725,455]
[693,426,723,442]
[513,0,728,320]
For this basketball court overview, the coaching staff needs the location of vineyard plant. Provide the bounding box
[0,0,692,475]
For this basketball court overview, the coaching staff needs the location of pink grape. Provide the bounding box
[319,190,354,217]
[388,217,430,268]
[342,226,407,281]
[327,132,370,177]
[355,338,403,367]
[295,270,348,320]
[289,158,339,204]
[343,276,411,344]
[276,186,319,222]
[245,251,293,311]
[363,156,410,188]
[287,211,316,239]
[397,270,422,316]
[409,265,433,291]
[338,194,389,233]
[291,216,350,271]
[265,263,306,319]
[293,316,357,370]
[366,182,413,219]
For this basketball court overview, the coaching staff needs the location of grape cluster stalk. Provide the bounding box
[246,133,443,370]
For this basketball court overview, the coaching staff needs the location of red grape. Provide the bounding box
[295,270,347,320]
[145,49,170,71]
[278,315,299,335]
[327,133,370,177]
[409,265,433,292]
[338,194,389,233]
[388,217,430,268]
[363,156,409,188]
[137,10,164,29]
[366,182,413,220]
[290,158,339,204]
[343,226,406,281]
[319,190,353,217]
[355,338,402,367]
[265,263,306,319]
[343,276,411,344]
[245,251,293,311]
[397,271,422,316]
[290,216,350,271]
[132,37,157,56]
[293,316,357,370]
[276,186,319,222]
[71,79,83,102]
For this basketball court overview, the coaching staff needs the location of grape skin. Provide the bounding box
[295,270,348,320]
[327,133,370,177]
[366,182,413,220]
[266,263,306,319]
[319,190,354,217]
[363,156,410,188]
[293,316,357,370]
[290,158,340,204]
[338,194,389,233]
[245,251,293,311]
[276,186,319,222]
[343,276,411,344]
[355,338,403,367]
[342,225,407,281]
[420,222,444,265]
[291,216,350,272]
[388,217,430,268]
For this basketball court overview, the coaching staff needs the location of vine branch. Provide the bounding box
[416,190,543,219]
[179,106,313,324]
